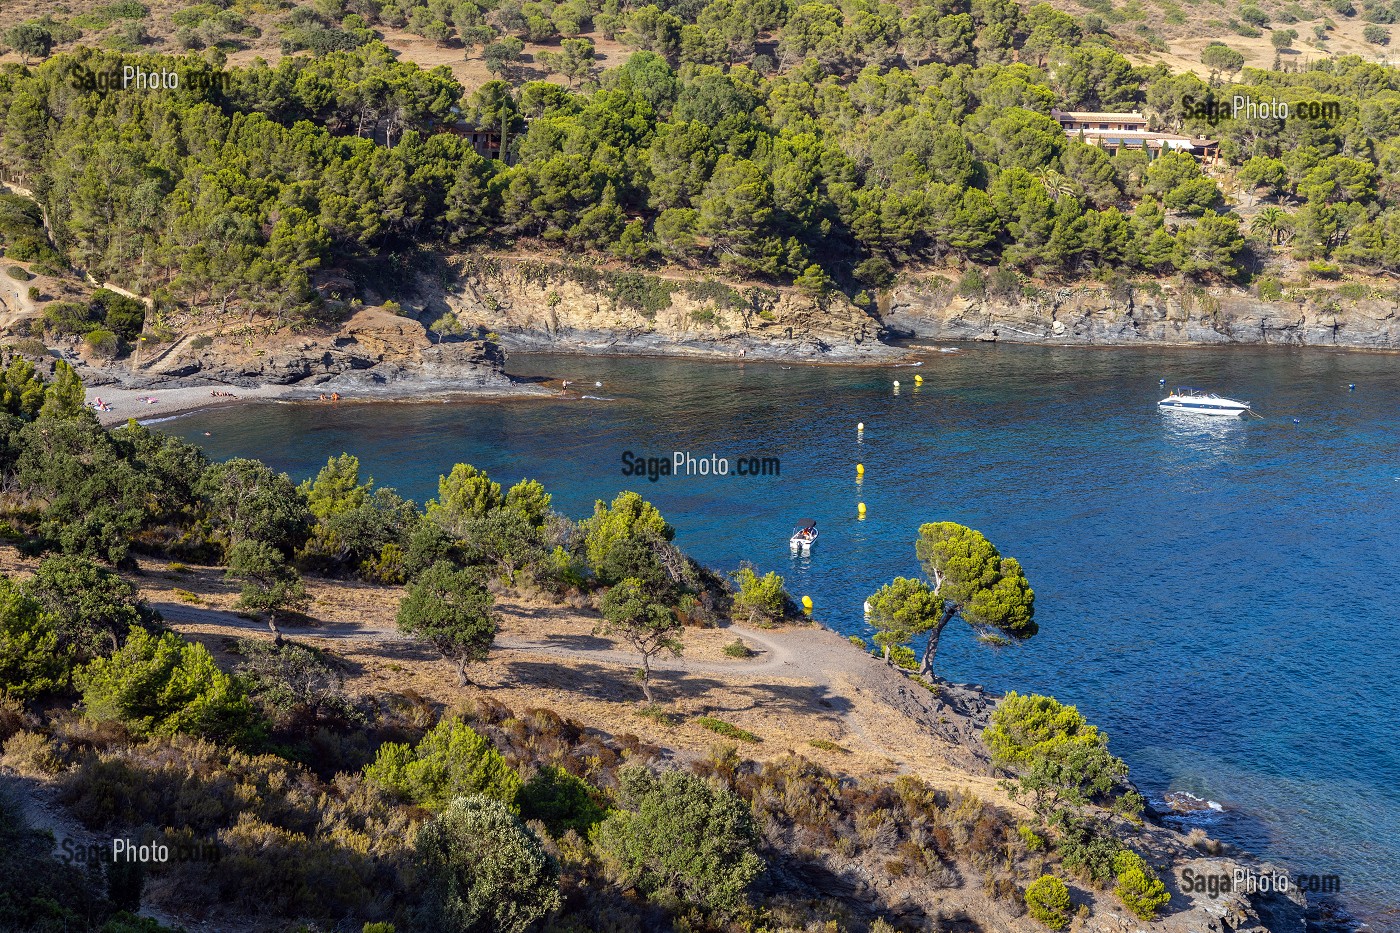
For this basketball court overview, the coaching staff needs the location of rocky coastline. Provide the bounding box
[884,276,1400,350]
[44,257,1400,421]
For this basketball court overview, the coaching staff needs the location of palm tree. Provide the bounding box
[1036,169,1077,201]
[1250,206,1292,245]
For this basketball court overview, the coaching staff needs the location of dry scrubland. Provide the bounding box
[0,545,1011,797]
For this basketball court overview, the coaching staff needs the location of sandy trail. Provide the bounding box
[158,600,797,678]
[153,596,999,784]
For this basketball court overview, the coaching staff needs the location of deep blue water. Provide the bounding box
[164,345,1400,926]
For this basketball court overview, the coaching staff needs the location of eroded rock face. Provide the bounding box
[78,309,518,392]
[437,256,901,362]
[885,279,1400,349]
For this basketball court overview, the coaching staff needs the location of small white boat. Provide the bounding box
[1157,387,1251,417]
[790,520,818,553]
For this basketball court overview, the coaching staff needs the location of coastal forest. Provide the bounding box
[0,0,1398,322]
[0,356,1179,932]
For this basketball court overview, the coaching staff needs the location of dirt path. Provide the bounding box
[154,598,998,782]
[160,599,804,679]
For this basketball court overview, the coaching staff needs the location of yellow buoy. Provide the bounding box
[893,380,900,387]
[801,595,813,610]
[914,374,923,385]
[858,502,867,515]
[856,463,864,475]
[857,422,864,432]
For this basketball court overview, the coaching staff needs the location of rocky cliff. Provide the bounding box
[427,255,902,362]
[884,276,1400,349]
[72,308,530,396]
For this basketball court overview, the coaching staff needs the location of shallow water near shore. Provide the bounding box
[168,344,1400,928]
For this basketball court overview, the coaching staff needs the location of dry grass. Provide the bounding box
[0,544,1017,805]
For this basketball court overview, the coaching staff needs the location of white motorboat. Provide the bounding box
[1157,387,1251,417]
[790,520,818,553]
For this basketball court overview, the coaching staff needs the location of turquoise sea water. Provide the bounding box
[165,345,1400,927]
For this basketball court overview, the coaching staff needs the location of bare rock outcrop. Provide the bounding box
[74,308,530,395]
[431,255,903,362]
[885,277,1400,349]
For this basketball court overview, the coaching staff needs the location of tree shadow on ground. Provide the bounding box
[500,658,855,721]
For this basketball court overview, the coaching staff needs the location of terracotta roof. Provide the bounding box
[1051,109,1149,122]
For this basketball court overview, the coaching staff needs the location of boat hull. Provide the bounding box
[1157,400,1248,416]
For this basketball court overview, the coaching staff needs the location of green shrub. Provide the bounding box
[82,327,121,359]
[92,289,146,340]
[957,267,986,298]
[593,767,764,916]
[1055,818,1123,887]
[695,716,760,743]
[76,626,261,744]
[364,716,521,810]
[1019,824,1047,851]
[637,703,675,726]
[1113,850,1170,920]
[886,644,918,671]
[518,764,606,837]
[807,738,849,753]
[1024,875,1071,929]
[0,576,68,699]
[5,266,28,281]
[1256,275,1284,301]
[415,795,561,933]
[234,639,358,729]
[984,692,1135,822]
[2,729,63,774]
[580,490,675,587]
[722,638,754,658]
[729,565,789,626]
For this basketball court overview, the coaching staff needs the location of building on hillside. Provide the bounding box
[428,106,512,160]
[1050,109,1219,165]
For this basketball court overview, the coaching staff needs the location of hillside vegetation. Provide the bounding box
[0,0,1398,329]
[0,357,1226,933]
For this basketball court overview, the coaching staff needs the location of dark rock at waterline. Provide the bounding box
[1166,790,1225,814]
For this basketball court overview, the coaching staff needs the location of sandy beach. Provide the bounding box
[84,380,559,427]
[85,384,301,426]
